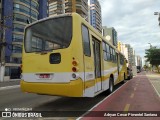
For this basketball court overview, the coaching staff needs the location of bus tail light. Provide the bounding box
[72,67,79,72]
[72,60,78,66]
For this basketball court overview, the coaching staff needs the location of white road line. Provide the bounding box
[148,79,160,98]
[76,81,129,120]
[0,85,20,91]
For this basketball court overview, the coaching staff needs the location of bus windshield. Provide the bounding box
[24,16,72,53]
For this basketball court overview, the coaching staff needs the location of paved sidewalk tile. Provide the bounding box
[146,71,160,97]
[0,80,20,87]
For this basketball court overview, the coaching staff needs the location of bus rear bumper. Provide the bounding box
[20,79,83,97]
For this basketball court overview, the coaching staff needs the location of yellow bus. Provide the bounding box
[21,13,127,97]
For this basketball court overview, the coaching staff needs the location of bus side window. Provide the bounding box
[82,24,91,57]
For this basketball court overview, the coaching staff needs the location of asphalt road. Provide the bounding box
[0,71,159,120]
[0,79,126,119]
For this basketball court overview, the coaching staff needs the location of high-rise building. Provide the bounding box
[117,41,129,66]
[0,0,2,20]
[49,0,88,21]
[0,0,2,40]
[49,0,64,16]
[125,44,136,68]
[118,42,136,68]
[135,55,142,67]
[102,26,118,47]
[89,0,102,33]
[65,0,88,19]
[2,0,48,80]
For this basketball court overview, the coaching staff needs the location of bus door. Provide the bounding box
[82,25,95,96]
[92,37,102,92]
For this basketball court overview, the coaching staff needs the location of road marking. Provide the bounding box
[134,87,137,91]
[130,93,134,98]
[77,81,129,120]
[149,80,160,98]
[0,85,20,91]
[124,104,130,111]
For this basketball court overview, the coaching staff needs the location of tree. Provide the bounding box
[145,47,160,72]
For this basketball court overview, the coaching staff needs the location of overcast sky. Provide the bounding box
[99,0,160,58]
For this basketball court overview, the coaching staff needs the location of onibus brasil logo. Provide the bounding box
[2,108,42,118]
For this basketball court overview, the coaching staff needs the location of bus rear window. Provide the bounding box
[25,16,72,53]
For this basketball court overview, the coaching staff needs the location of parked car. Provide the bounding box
[127,67,133,80]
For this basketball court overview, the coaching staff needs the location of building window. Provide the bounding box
[31,1,39,10]
[12,46,22,53]
[13,24,25,32]
[12,34,23,42]
[14,4,30,16]
[13,13,29,23]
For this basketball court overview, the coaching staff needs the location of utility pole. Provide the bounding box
[0,15,12,82]
[154,12,160,26]
[148,43,152,48]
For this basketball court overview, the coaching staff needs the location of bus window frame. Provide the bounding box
[81,24,91,57]
[102,40,112,61]
[24,16,73,53]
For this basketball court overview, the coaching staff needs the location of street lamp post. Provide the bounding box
[154,12,160,26]
[0,18,6,82]
[0,15,13,82]
[148,43,152,48]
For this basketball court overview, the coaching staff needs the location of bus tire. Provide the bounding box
[121,73,125,84]
[109,77,114,93]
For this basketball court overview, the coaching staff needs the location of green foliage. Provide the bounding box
[145,47,160,72]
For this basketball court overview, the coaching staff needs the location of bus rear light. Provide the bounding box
[72,73,79,79]
[72,60,78,66]
[72,67,79,72]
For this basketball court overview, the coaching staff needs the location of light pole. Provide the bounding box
[0,15,13,82]
[154,12,160,26]
[148,43,152,48]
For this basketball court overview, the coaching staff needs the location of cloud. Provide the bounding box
[100,0,160,57]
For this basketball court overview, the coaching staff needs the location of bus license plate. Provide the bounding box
[39,74,51,79]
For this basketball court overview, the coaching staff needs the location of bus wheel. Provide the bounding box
[109,78,114,93]
[121,73,125,84]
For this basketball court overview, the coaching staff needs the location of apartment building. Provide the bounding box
[118,42,136,68]
[102,26,118,47]
[0,0,2,41]
[49,0,64,16]
[117,41,129,66]
[89,0,102,33]
[2,0,48,80]
[135,55,142,67]
[49,0,88,21]
[125,44,136,68]
[0,0,2,20]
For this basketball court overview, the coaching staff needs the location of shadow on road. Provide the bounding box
[33,81,127,117]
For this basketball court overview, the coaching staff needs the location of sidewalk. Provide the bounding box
[146,71,160,97]
[0,79,20,87]
[80,71,160,120]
